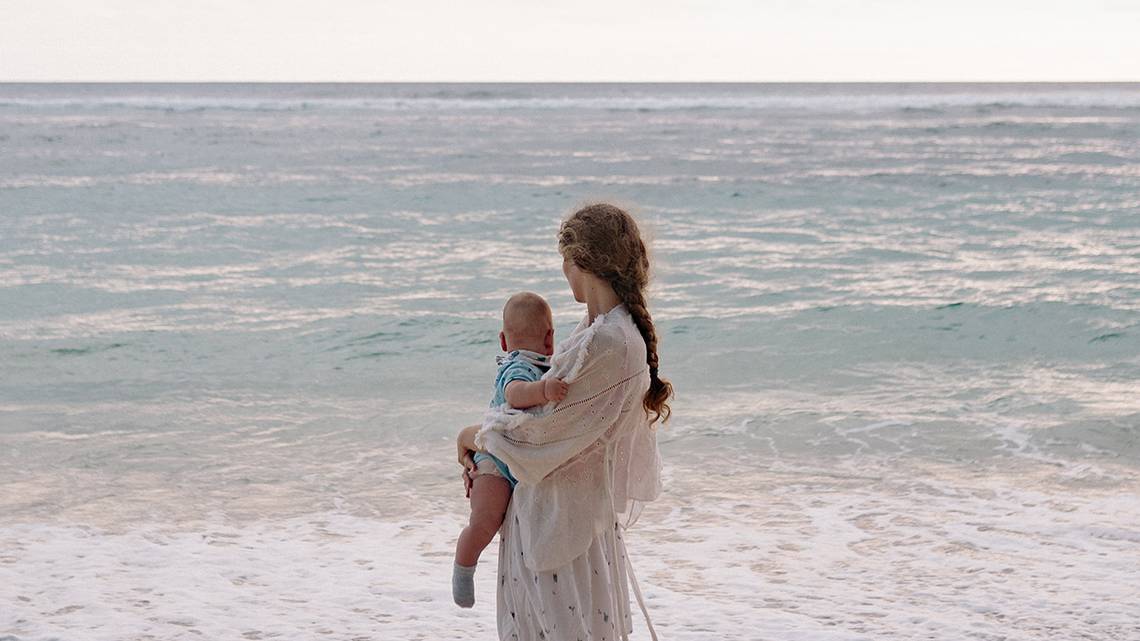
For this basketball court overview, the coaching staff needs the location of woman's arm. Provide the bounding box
[479,328,640,485]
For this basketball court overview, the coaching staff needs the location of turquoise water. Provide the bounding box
[1,84,1138,640]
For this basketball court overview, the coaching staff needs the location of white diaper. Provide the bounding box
[475,457,504,478]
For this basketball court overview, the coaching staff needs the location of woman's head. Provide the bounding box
[558,203,673,425]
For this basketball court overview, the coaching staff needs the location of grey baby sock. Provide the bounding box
[452,562,476,608]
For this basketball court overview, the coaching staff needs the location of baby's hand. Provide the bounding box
[544,377,569,402]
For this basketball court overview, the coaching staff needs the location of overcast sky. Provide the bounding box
[2,0,1137,82]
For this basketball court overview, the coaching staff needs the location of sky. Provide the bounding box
[1,0,1137,82]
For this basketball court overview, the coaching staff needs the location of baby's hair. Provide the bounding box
[558,203,673,425]
[503,292,552,342]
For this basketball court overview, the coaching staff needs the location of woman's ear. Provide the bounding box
[500,331,508,352]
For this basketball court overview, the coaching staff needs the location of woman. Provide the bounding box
[456,203,672,641]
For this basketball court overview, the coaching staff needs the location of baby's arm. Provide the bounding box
[504,377,568,409]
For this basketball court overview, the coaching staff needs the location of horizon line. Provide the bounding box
[3,79,1140,85]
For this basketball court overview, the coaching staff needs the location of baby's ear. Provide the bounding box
[500,331,508,351]
[544,328,554,353]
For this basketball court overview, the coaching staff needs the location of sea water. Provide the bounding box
[1,83,1138,640]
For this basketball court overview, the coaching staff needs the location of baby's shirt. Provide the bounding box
[491,349,551,408]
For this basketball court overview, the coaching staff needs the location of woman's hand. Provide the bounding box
[456,424,481,497]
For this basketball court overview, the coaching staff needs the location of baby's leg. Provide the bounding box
[456,474,511,566]
[453,472,511,608]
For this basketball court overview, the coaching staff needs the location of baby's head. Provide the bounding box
[499,292,554,356]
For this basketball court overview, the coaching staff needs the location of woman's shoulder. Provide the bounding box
[554,304,641,375]
[588,304,643,361]
[575,302,618,339]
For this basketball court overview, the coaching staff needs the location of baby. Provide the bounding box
[452,291,569,608]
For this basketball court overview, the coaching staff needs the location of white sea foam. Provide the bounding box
[2,452,1137,641]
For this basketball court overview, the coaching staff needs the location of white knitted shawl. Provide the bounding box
[476,303,662,572]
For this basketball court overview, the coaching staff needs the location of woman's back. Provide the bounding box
[480,303,658,573]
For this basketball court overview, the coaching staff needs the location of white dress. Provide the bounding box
[477,303,662,641]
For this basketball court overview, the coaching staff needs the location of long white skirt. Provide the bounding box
[496,502,633,641]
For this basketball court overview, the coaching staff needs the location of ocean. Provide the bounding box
[1,83,1138,640]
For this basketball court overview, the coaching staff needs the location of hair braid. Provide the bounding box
[558,202,674,425]
[613,277,673,424]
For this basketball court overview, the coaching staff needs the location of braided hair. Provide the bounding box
[558,203,673,425]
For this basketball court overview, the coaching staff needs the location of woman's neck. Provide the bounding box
[584,277,622,324]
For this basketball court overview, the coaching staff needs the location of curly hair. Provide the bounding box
[558,203,673,425]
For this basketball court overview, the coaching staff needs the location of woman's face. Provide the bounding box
[562,254,586,303]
